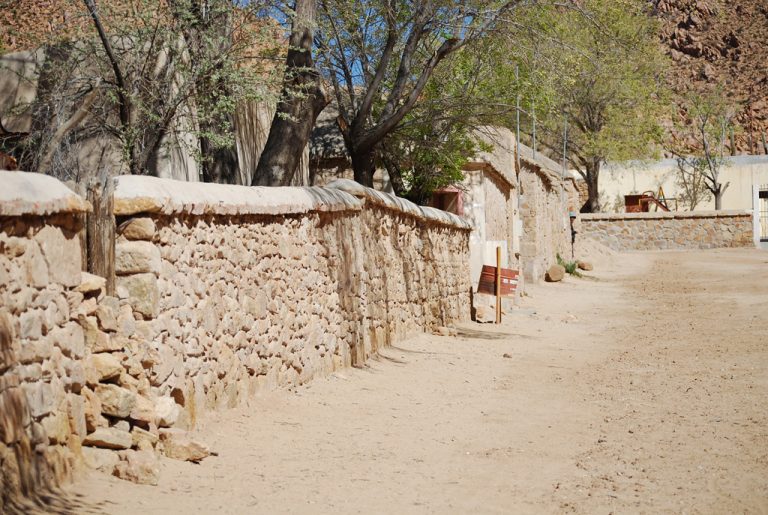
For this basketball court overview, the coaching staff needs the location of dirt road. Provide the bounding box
[46,249,768,514]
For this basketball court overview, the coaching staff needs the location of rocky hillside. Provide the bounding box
[654,0,768,154]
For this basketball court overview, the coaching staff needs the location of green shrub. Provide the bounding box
[557,254,582,278]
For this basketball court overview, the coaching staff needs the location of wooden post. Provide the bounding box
[495,246,502,324]
[86,177,115,296]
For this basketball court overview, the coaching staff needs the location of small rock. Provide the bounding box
[433,326,451,336]
[41,411,70,444]
[130,394,156,425]
[115,241,161,275]
[159,428,210,463]
[95,384,136,418]
[116,274,159,319]
[116,305,136,337]
[502,353,513,359]
[154,397,180,428]
[577,260,593,272]
[474,305,494,324]
[86,353,123,384]
[83,427,132,450]
[545,264,566,282]
[19,311,42,340]
[76,272,107,295]
[95,304,118,332]
[82,387,108,432]
[34,225,81,287]
[20,381,55,418]
[131,426,159,451]
[118,218,156,241]
[81,446,120,472]
[67,393,87,439]
[114,450,160,485]
[112,420,130,432]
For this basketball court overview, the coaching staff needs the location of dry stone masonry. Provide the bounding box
[519,156,579,282]
[1,172,471,504]
[578,211,754,251]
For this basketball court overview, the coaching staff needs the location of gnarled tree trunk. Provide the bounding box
[253,0,327,186]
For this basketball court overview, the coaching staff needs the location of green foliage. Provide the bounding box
[314,0,537,187]
[507,0,668,210]
[557,253,582,277]
[378,42,514,203]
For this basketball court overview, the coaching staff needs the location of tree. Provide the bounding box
[315,0,525,187]
[253,0,329,186]
[513,0,667,212]
[377,37,523,203]
[81,0,274,177]
[669,90,736,210]
[674,156,711,210]
[2,1,278,181]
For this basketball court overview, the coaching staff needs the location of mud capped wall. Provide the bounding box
[578,211,755,251]
[0,172,471,503]
[0,173,91,509]
[112,176,471,426]
[519,162,576,282]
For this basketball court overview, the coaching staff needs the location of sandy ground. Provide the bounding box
[26,249,768,514]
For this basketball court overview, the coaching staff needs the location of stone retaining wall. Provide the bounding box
[1,172,471,501]
[578,211,755,251]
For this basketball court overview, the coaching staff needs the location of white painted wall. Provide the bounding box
[597,156,768,212]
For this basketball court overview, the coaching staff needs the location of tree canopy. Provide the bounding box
[509,0,668,212]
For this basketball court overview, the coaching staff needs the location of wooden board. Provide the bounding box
[478,265,518,296]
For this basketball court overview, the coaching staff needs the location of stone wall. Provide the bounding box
[519,160,576,282]
[578,211,755,251]
[0,173,91,509]
[112,177,470,426]
[482,170,515,244]
[0,172,471,500]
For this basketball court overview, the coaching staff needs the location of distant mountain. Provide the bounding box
[654,0,768,154]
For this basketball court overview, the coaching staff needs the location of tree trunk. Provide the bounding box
[714,188,722,210]
[253,0,327,186]
[581,158,601,213]
[351,146,376,188]
[380,151,406,196]
[200,131,239,184]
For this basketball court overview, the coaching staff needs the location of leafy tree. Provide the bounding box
[81,0,276,177]
[513,0,667,212]
[314,0,527,187]
[377,37,523,203]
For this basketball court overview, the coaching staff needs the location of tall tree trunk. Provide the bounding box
[581,158,601,213]
[351,145,376,188]
[253,0,327,186]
